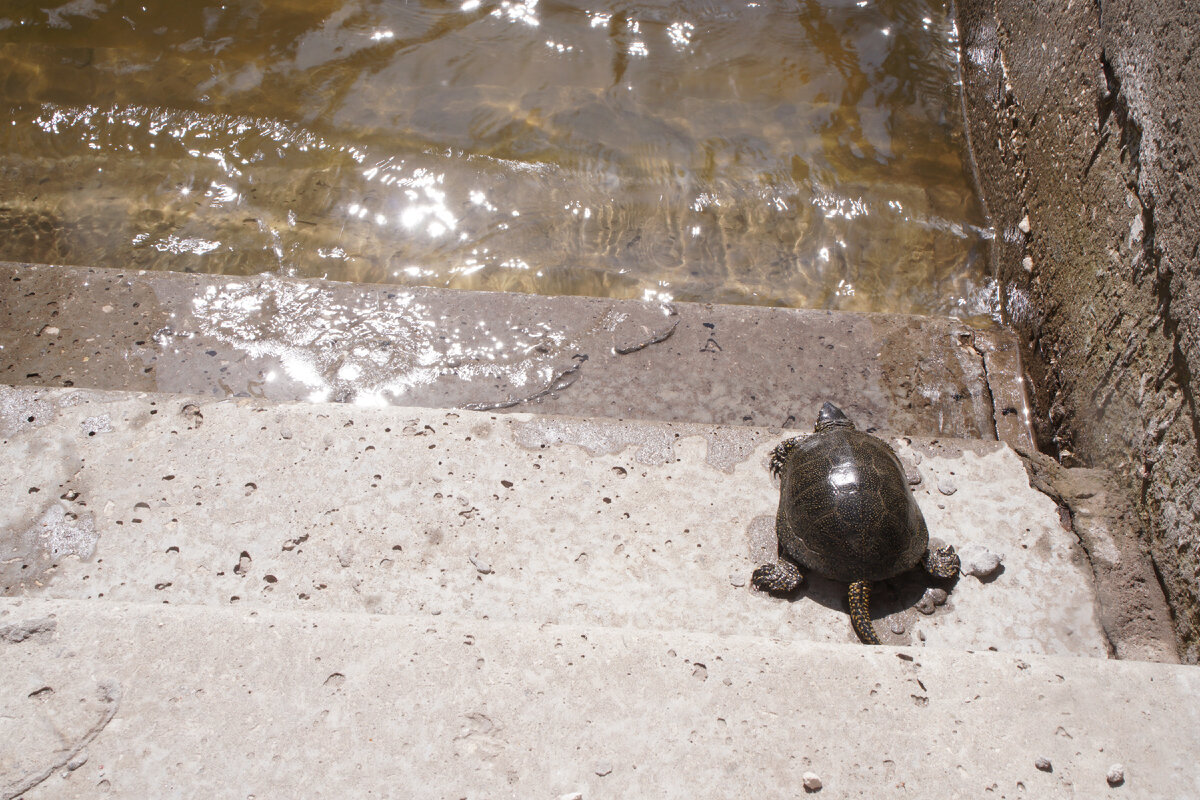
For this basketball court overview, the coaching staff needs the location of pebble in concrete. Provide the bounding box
[959,544,1004,578]
[1035,756,1053,772]
[915,588,949,615]
[803,772,823,792]
[1107,764,1125,786]
[937,476,958,496]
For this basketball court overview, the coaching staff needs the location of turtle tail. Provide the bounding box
[848,580,881,645]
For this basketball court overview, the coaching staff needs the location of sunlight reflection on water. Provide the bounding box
[0,0,993,318]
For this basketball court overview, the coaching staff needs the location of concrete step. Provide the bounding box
[0,385,1113,656]
[0,261,1032,447]
[1,597,1196,799]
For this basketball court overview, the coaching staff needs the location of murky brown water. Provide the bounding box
[0,0,992,317]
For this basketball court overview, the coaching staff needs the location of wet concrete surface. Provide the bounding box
[957,0,1200,660]
[0,261,1033,447]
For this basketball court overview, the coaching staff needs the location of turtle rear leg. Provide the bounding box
[848,580,881,644]
[751,556,804,594]
[922,544,960,578]
[769,437,802,478]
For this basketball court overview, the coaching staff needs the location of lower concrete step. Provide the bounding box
[1,597,1196,799]
[0,261,1032,447]
[0,385,1121,657]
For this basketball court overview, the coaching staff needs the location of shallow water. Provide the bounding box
[0,0,993,317]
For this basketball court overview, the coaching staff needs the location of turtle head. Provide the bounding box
[814,402,856,432]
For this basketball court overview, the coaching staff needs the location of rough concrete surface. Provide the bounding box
[1016,446,1178,663]
[0,386,1115,656]
[0,261,1032,448]
[3,599,1198,800]
[957,0,1200,659]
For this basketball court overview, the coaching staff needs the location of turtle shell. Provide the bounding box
[776,425,928,583]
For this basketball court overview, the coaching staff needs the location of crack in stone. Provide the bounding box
[958,328,1000,441]
[2,680,121,800]
[461,359,585,412]
[613,318,679,355]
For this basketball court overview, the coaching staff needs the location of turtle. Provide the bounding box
[751,402,960,644]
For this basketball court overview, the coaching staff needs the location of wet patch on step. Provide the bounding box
[2,503,99,594]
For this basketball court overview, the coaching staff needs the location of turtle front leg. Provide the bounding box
[921,544,960,578]
[751,556,804,594]
[769,437,802,478]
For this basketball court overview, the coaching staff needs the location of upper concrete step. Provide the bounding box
[1,597,1196,799]
[0,385,1124,657]
[0,261,1032,446]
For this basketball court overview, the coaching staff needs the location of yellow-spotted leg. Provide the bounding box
[848,580,881,645]
[751,557,804,594]
[769,437,802,478]
[922,544,960,578]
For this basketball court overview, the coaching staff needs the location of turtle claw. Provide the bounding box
[769,437,801,478]
[922,544,960,579]
[751,560,804,594]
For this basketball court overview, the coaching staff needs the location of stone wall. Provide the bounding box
[956,0,1200,660]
